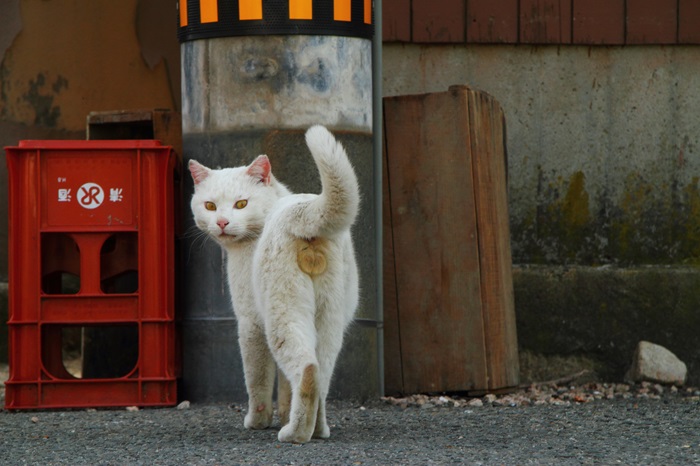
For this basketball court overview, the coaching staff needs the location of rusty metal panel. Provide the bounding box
[467,0,519,43]
[679,0,700,44]
[519,0,572,44]
[572,0,624,44]
[412,0,466,43]
[383,0,411,41]
[626,0,677,44]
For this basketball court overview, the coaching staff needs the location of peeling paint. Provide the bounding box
[22,73,67,127]
[0,0,21,57]
[1,0,176,131]
[135,0,181,110]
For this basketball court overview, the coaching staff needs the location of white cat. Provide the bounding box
[188,125,360,443]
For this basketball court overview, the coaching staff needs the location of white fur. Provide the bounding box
[189,125,359,443]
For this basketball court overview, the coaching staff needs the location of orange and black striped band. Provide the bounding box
[178,0,374,42]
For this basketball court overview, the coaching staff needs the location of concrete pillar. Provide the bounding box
[178,1,377,402]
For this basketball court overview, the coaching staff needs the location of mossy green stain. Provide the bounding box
[608,173,653,261]
[536,171,593,262]
[558,171,590,229]
[511,165,700,265]
[679,177,700,262]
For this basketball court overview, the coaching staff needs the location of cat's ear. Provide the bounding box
[247,155,272,186]
[189,160,210,185]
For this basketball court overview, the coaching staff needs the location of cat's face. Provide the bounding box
[189,156,277,247]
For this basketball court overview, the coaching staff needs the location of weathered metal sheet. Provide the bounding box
[679,0,700,44]
[467,0,519,44]
[383,0,411,42]
[626,0,677,44]
[572,0,625,45]
[412,0,465,43]
[520,0,572,44]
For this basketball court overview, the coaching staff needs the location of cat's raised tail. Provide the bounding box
[288,125,360,238]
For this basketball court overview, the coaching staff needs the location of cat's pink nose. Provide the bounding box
[217,219,229,230]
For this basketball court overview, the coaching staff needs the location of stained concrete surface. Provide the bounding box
[383,43,700,388]
[383,44,700,266]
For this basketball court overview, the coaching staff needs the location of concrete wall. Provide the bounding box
[384,44,700,266]
[383,43,700,384]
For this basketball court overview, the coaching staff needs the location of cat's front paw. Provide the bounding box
[278,424,313,444]
[244,405,273,430]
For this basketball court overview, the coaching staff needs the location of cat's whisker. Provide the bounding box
[181,225,205,239]
[184,226,210,247]
[182,226,216,264]
[237,230,258,242]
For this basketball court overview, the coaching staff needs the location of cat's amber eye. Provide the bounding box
[205,201,217,211]
[235,199,248,209]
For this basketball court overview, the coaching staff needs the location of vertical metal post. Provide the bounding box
[372,0,384,397]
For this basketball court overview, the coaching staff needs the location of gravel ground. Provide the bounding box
[2,369,700,465]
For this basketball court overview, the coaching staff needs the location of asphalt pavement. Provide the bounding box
[1,394,699,465]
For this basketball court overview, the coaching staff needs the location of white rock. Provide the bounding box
[467,398,483,407]
[625,341,687,385]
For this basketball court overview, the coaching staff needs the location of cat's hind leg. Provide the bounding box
[238,316,276,430]
[277,362,320,443]
[277,368,291,427]
[266,293,320,443]
[313,392,330,439]
[312,307,348,439]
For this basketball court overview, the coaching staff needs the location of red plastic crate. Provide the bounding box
[3,140,177,409]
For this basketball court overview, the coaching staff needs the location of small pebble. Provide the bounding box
[380,381,699,409]
[467,399,483,407]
